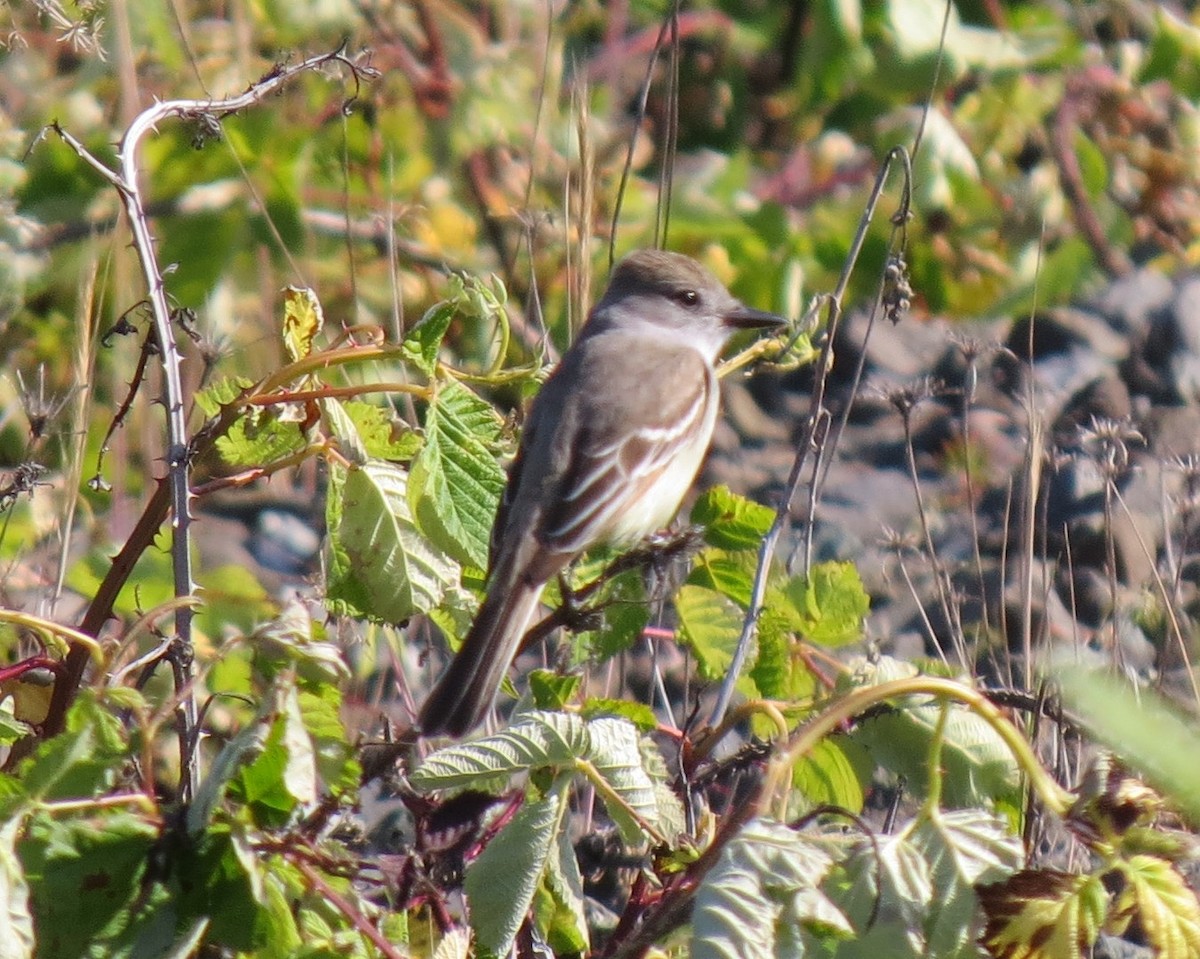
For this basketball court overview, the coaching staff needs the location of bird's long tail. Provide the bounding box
[418,578,546,737]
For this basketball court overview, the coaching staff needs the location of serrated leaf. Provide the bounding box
[834,832,933,957]
[408,381,506,569]
[18,694,127,802]
[412,713,679,842]
[188,710,271,836]
[537,824,589,955]
[20,812,159,958]
[215,405,308,469]
[792,738,867,814]
[691,486,775,551]
[689,549,758,607]
[576,567,651,661]
[978,871,1106,959]
[195,375,255,417]
[676,584,745,681]
[777,561,870,648]
[410,712,590,792]
[0,816,33,959]
[326,460,460,624]
[466,784,568,957]
[321,397,368,465]
[581,697,657,731]
[910,810,1024,957]
[281,286,324,362]
[528,671,581,711]
[340,400,422,461]
[849,657,1020,808]
[693,818,850,959]
[401,301,455,375]
[279,684,317,806]
[586,717,664,844]
[298,686,361,795]
[1108,855,1200,959]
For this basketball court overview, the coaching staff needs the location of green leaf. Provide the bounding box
[188,709,271,837]
[675,584,745,681]
[528,670,581,711]
[586,717,671,844]
[575,567,651,661]
[1109,855,1200,958]
[195,375,255,417]
[1073,131,1108,199]
[297,685,361,796]
[412,713,679,840]
[536,822,590,956]
[581,697,657,731]
[408,381,506,569]
[849,657,1020,808]
[280,286,324,362]
[776,561,870,648]
[691,485,775,551]
[466,784,569,957]
[411,712,590,793]
[18,693,127,801]
[325,460,460,624]
[1055,666,1200,823]
[320,397,369,466]
[0,816,34,959]
[339,400,422,461]
[909,809,1024,957]
[692,818,851,959]
[214,405,308,470]
[19,812,159,959]
[750,595,818,703]
[978,870,1106,959]
[175,825,274,951]
[401,301,455,375]
[688,549,758,608]
[791,737,868,814]
[830,831,933,958]
[239,684,316,818]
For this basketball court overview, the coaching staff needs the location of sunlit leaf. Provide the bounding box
[280,286,323,362]
[326,459,460,624]
[692,818,850,959]
[0,816,33,959]
[408,381,506,569]
[466,783,568,957]
[1107,855,1200,958]
[978,871,1106,959]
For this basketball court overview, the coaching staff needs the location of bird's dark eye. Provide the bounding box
[672,289,700,307]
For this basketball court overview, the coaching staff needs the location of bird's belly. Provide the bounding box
[605,416,714,547]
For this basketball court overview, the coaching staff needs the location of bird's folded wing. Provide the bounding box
[539,358,713,553]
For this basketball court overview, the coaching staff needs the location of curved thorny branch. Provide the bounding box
[43,46,379,800]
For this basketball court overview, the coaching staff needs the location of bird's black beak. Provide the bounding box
[723,304,788,331]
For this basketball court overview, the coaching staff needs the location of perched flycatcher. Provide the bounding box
[419,249,785,737]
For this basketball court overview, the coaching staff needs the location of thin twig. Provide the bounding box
[44,47,377,800]
[707,148,914,729]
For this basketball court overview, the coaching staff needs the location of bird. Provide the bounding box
[418,249,785,737]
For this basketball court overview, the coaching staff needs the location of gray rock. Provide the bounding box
[1090,267,1175,337]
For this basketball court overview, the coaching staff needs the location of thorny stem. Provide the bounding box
[46,47,376,801]
[707,147,913,729]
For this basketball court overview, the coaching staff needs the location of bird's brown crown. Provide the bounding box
[604,249,723,301]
